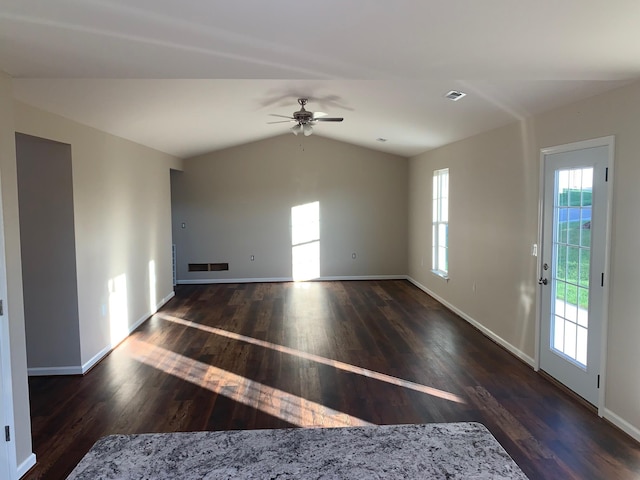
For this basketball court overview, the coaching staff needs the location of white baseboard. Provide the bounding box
[603,408,640,443]
[80,345,112,374]
[406,276,536,367]
[27,365,83,376]
[159,291,176,309]
[177,275,407,285]
[178,277,292,284]
[317,275,407,281]
[28,291,176,377]
[17,452,36,479]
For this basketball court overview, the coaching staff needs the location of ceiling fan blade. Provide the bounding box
[314,117,343,122]
[267,120,296,124]
[312,112,327,119]
[269,114,295,119]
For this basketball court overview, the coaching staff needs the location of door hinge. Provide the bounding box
[601,273,605,287]
[0,299,3,316]
[4,425,9,442]
[597,375,600,389]
[605,167,609,182]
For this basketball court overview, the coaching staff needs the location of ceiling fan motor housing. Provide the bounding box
[293,97,313,124]
[293,110,313,124]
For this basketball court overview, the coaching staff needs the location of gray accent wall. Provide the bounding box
[16,133,81,370]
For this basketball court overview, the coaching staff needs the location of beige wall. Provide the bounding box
[172,134,408,282]
[0,73,33,472]
[14,102,182,368]
[408,121,539,360]
[408,80,640,439]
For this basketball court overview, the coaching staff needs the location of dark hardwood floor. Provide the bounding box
[24,281,640,479]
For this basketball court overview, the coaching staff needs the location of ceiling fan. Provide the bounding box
[268,98,344,136]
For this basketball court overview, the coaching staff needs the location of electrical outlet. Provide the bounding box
[250,255,255,261]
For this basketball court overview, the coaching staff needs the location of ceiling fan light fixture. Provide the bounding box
[291,123,303,135]
[303,123,313,136]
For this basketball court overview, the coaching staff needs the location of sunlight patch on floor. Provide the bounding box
[156,312,465,404]
[127,337,373,428]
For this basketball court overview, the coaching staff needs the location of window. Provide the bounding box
[432,168,449,278]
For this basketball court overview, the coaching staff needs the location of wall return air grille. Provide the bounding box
[188,263,229,272]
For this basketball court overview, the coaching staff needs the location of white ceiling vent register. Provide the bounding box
[445,90,467,101]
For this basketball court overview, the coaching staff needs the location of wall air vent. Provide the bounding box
[208,263,229,271]
[445,90,467,101]
[188,263,209,272]
[188,263,229,272]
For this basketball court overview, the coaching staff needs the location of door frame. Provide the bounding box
[0,189,18,478]
[534,135,615,416]
[1,308,17,480]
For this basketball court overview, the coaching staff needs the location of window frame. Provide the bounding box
[432,168,449,279]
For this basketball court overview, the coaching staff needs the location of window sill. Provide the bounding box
[431,270,450,282]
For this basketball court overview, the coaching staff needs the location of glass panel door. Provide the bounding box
[552,167,592,367]
[539,140,612,408]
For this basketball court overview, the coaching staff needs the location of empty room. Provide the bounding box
[1,1,640,479]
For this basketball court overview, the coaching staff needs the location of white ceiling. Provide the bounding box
[1,0,639,158]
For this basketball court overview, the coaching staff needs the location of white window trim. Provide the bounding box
[432,168,449,279]
[431,269,450,281]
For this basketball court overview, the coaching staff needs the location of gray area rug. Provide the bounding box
[67,422,529,479]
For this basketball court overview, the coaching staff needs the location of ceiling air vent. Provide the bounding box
[445,90,467,101]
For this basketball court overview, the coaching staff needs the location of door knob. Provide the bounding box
[538,277,548,285]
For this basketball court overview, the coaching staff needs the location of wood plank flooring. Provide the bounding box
[24,281,640,479]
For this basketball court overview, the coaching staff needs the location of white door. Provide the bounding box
[539,137,613,407]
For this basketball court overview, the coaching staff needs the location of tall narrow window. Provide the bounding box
[432,168,449,277]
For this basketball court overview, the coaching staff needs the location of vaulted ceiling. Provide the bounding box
[2,1,639,158]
